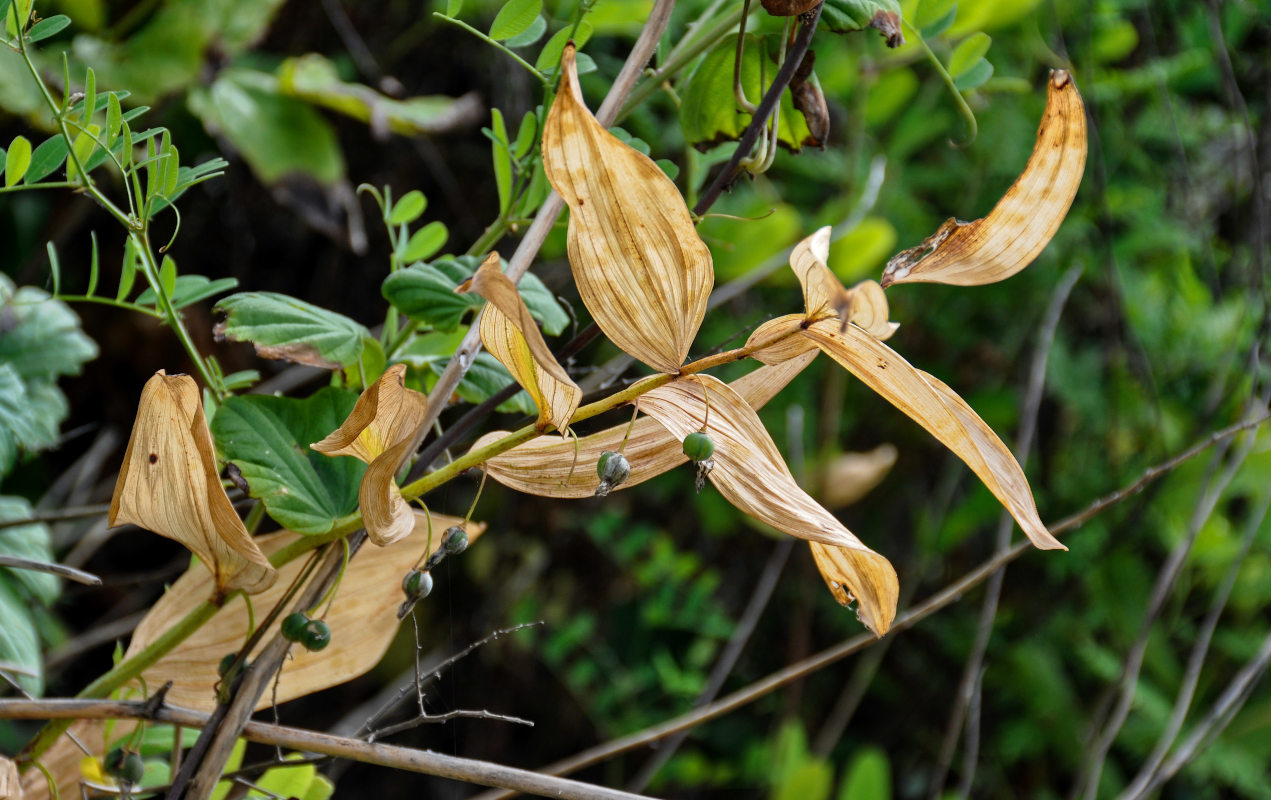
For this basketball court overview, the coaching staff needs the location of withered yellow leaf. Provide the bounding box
[18,721,105,800]
[802,319,1064,550]
[790,227,852,322]
[312,364,429,546]
[126,511,482,711]
[542,44,713,374]
[109,371,276,596]
[639,376,898,635]
[457,253,581,431]
[843,279,900,341]
[746,315,820,365]
[881,71,1087,287]
[472,352,817,498]
[817,444,898,509]
[1,755,22,800]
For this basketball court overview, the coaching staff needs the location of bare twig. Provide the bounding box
[0,555,101,586]
[0,505,109,530]
[469,411,1271,799]
[930,266,1080,799]
[369,707,533,740]
[0,699,654,800]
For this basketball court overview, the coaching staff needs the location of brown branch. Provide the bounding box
[0,555,101,586]
[0,698,653,800]
[469,411,1271,800]
[0,504,109,530]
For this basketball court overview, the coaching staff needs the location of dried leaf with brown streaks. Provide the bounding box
[639,376,898,635]
[312,364,429,545]
[881,71,1087,287]
[542,44,714,374]
[472,353,817,499]
[457,253,581,431]
[746,315,820,365]
[802,319,1064,550]
[109,371,276,596]
[126,511,482,711]
[777,227,899,339]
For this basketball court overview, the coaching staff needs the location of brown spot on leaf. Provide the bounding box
[149,453,158,464]
[869,11,904,48]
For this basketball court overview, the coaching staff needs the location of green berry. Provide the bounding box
[281,612,309,642]
[682,431,715,462]
[595,450,631,496]
[443,525,469,555]
[217,653,237,678]
[402,569,434,600]
[105,748,145,785]
[299,619,332,651]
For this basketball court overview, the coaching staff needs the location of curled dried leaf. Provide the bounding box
[109,371,276,596]
[843,279,900,340]
[472,353,817,499]
[312,364,429,546]
[777,227,899,339]
[881,71,1087,287]
[457,253,581,431]
[543,44,714,374]
[802,319,1064,550]
[789,51,829,148]
[640,376,898,635]
[817,444,898,509]
[126,511,482,711]
[746,315,820,365]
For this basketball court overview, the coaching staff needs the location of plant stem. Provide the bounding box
[902,19,977,146]
[432,14,547,85]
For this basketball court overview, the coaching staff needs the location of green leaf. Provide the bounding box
[22,135,68,184]
[389,190,427,225]
[400,220,449,263]
[383,254,568,334]
[81,66,97,126]
[117,238,138,301]
[65,123,101,183]
[513,110,538,160]
[821,0,902,36]
[505,14,546,47]
[86,232,100,296]
[838,747,891,800]
[136,275,238,309]
[918,0,957,37]
[489,0,542,41]
[953,56,994,91]
[188,69,344,185]
[0,496,59,605]
[0,578,41,694]
[302,775,335,800]
[5,134,30,187]
[211,388,364,534]
[431,351,536,416]
[490,108,512,214]
[106,92,122,148]
[158,254,177,298]
[446,0,462,16]
[775,762,833,800]
[512,268,569,336]
[213,292,370,369]
[0,276,98,382]
[948,31,991,78]
[24,13,70,42]
[679,35,816,152]
[255,755,318,800]
[535,21,593,73]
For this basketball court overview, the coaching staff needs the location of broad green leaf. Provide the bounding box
[679,35,816,152]
[255,755,319,800]
[302,775,335,800]
[446,0,462,16]
[513,110,538,159]
[431,351,536,416]
[106,92,122,148]
[211,388,364,534]
[158,254,177,298]
[4,134,30,187]
[838,747,892,800]
[953,57,994,91]
[400,220,449,263]
[25,13,70,42]
[214,292,369,369]
[775,762,833,800]
[188,69,344,185]
[0,578,41,694]
[821,0,903,36]
[948,31,991,77]
[389,190,427,225]
[81,67,97,126]
[0,496,59,604]
[535,21,593,73]
[915,0,956,35]
[827,216,898,282]
[490,108,512,214]
[505,14,546,47]
[489,0,542,41]
[0,276,98,381]
[23,134,69,184]
[383,255,567,334]
[136,274,238,309]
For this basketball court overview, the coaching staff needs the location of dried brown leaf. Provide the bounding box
[472,353,817,499]
[843,279,900,341]
[312,364,429,546]
[881,71,1087,287]
[803,320,1064,550]
[1,756,22,800]
[18,721,105,800]
[817,444,898,509]
[639,376,898,635]
[542,44,713,374]
[458,254,581,431]
[108,371,276,596]
[126,511,482,711]
[746,315,821,365]
[773,227,899,340]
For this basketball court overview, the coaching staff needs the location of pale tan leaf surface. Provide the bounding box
[312,364,429,545]
[789,226,850,321]
[843,280,900,341]
[1,755,22,800]
[816,444,898,509]
[19,720,106,800]
[803,319,1064,550]
[109,371,276,596]
[542,44,714,374]
[125,511,482,712]
[458,253,581,431]
[472,352,817,499]
[746,315,820,365]
[638,376,898,635]
[881,71,1087,287]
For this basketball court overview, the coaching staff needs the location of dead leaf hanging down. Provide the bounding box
[542,44,714,374]
[457,253,581,432]
[109,371,277,596]
[881,70,1087,287]
[312,364,429,546]
[639,376,898,635]
[802,320,1064,550]
[1,755,22,800]
[126,511,482,712]
[817,444,899,509]
[471,352,817,499]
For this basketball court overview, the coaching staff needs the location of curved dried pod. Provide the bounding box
[457,253,581,432]
[542,44,713,374]
[127,511,482,712]
[472,352,817,498]
[312,364,429,546]
[109,371,276,596]
[881,70,1087,287]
